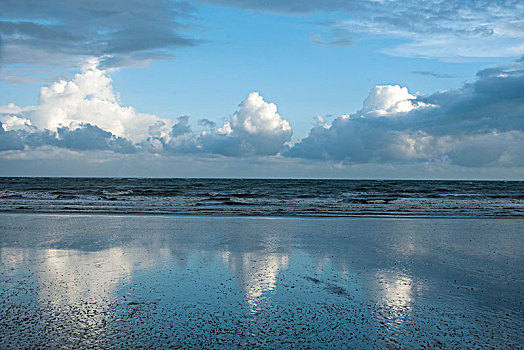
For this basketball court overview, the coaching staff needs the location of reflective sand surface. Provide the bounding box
[0,214,522,348]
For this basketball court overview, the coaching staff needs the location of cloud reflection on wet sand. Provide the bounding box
[1,215,522,348]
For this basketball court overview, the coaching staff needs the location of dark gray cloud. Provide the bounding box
[0,122,24,151]
[0,122,136,153]
[197,0,519,25]
[198,118,216,128]
[171,116,192,137]
[308,31,353,47]
[412,71,455,79]
[196,0,524,58]
[195,0,521,32]
[199,132,287,157]
[193,0,357,14]
[286,60,524,167]
[0,0,198,69]
[55,124,136,153]
[163,116,201,153]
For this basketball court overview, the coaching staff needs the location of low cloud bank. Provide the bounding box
[1,58,524,168]
[0,121,136,153]
[286,60,524,167]
[0,60,292,157]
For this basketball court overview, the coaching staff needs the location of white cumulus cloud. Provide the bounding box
[231,92,292,136]
[31,59,172,142]
[202,92,292,156]
[359,85,427,117]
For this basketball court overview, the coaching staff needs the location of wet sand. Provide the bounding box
[0,214,522,348]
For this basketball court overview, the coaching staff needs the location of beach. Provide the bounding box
[0,213,522,348]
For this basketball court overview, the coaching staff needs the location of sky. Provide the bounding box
[1,0,523,179]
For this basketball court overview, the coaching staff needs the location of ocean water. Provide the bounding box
[0,177,523,217]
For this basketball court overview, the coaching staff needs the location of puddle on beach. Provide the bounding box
[0,214,522,348]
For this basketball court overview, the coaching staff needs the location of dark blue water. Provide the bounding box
[0,177,523,217]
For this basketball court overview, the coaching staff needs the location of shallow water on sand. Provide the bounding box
[0,214,522,348]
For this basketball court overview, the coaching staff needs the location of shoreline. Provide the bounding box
[1,210,524,220]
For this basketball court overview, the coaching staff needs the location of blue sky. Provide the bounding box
[1,0,523,178]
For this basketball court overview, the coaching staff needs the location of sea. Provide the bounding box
[0,177,523,217]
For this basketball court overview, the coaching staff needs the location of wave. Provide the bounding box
[0,178,523,218]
